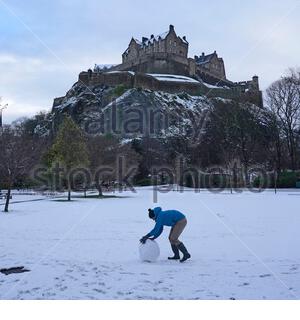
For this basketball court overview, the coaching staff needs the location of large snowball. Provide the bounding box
[139,240,160,262]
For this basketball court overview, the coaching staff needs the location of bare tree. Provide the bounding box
[0,125,41,212]
[88,135,140,196]
[266,69,300,171]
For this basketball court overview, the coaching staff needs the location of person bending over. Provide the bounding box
[140,207,191,263]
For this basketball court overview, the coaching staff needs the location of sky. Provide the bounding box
[0,0,300,123]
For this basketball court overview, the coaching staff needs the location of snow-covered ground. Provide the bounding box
[0,188,300,300]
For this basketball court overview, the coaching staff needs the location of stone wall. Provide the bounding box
[112,52,190,76]
[134,73,202,96]
[79,71,134,87]
[79,71,201,95]
[78,71,263,106]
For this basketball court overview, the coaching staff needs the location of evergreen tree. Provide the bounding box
[50,117,89,201]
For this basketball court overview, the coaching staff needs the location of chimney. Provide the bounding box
[169,24,175,32]
[202,52,205,57]
[151,34,154,39]
[183,36,187,41]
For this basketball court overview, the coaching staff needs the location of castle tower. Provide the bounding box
[251,75,260,91]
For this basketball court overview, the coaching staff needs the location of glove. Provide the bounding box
[140,236,148,244]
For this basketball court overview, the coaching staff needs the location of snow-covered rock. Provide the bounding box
[51,83,212,138]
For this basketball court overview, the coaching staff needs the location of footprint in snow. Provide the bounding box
[290,266,298,271]
[93,288,106,294]
[259,274,271,278]
[120,272,134,275]
[238,282,250,287]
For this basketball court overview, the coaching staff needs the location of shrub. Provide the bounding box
[178,92,189,100]
[113,84,127,97]
[277,171,298,188]
[135,178,152,186]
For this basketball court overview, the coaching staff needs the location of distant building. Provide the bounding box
[109,25,260,91]
[78,25,263,106]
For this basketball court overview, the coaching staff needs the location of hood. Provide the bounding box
[153,207,162,218]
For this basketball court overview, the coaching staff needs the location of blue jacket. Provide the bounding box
[146,207,186,239]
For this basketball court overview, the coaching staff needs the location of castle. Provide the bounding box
[119,24,227,84]
[79,25,263,106]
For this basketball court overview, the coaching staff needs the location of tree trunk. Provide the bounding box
[4,182,11,213]
[67,178,71,201]
[276,140,282,174]
[98,186,103,197]
[230,173,233,194]
[274,169,278,194]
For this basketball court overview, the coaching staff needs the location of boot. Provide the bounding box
[168,244,180,260]
[178,243,191,263]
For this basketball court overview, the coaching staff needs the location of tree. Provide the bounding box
[0,125,42,212]
[88,135,140,195]
[266,69,300,171]
[261,109,284,175]
[50,117,89,201]
[203,100,269,187]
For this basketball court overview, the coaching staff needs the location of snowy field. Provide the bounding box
[0,187,300,300]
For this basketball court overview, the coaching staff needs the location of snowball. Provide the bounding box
[139,240,160,262]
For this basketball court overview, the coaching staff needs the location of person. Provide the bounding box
[140,207,191,263]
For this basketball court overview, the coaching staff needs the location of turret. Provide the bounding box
[252,75,259,91]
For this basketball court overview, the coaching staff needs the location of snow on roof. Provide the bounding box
[134,38,142,45]
[147,74,200,84]
[179,36,188,45]
[139,31,169,47]
[195,53,216,65]
[107,71,135,76]
[149,31,169,43]
[123,27,188,54]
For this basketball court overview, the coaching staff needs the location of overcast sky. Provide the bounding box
[1,0,300,123]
